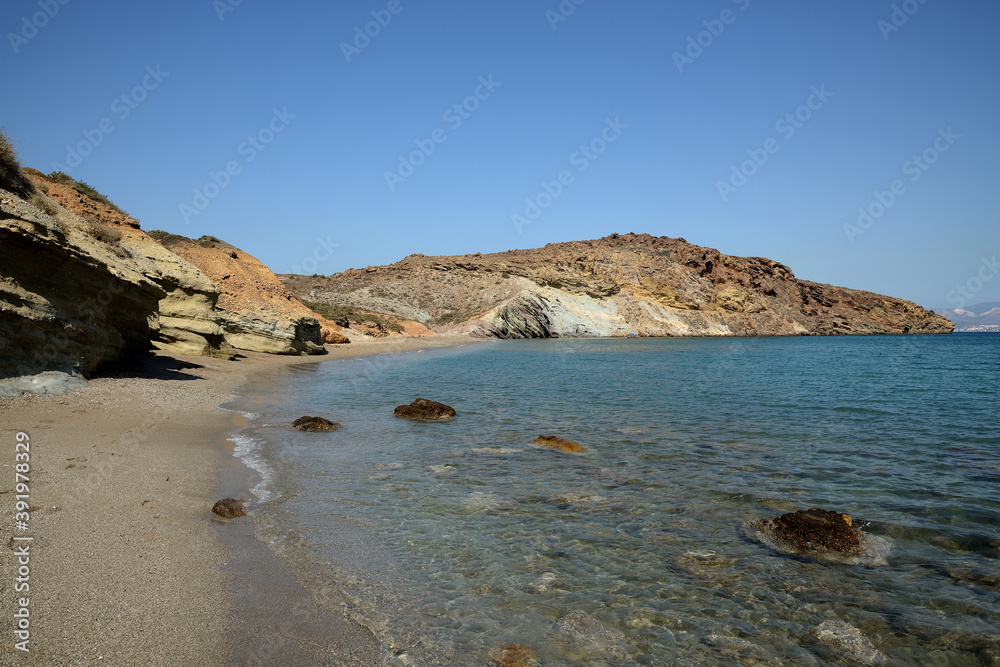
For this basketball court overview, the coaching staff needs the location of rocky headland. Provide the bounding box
[0,156,350,396]
[282,233,953,339]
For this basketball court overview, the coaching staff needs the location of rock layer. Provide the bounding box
[1,188,164,394]
[285,233,953,338]
[26,173,234,359]
[157,234,341,355]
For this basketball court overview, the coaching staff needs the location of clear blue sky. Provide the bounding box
[3,0,998,310]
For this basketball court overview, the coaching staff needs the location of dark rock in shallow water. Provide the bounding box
[745,507,892,566]
[753,508,862,553]
[532,435,586,454]
[393,398,456,422]
[292,416,342,432]
[212,497,246,518]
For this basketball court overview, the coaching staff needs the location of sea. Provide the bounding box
[225,334,1000,666]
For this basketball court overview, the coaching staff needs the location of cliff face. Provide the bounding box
[26,173,235,359]
[156,234,344,354]
[285,233,952,338]
[0,188,164,395]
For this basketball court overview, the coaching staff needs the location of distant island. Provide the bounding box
[938,302,1000,332]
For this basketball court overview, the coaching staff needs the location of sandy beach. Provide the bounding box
[0,335,472,666]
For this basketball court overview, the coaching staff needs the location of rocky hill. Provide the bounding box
[939,302,1000,332]
[283,233,953,338]
[155,233,348,353]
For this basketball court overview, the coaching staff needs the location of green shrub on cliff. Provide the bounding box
[0,129,36,197]
[147,229,170,240]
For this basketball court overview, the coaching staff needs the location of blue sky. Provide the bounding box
[3,0,998,310]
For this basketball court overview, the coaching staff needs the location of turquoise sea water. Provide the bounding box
[228,334,1000,666]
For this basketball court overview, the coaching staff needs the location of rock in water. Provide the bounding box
[393,398,456,422]
[814,620,887,665]
[212,498,246,518]
[532,435,586,454]
[751,508,862,554]
[556,610,631,657]
[292,416,342,432]
[745,507,892,565]
[489,644,540,667]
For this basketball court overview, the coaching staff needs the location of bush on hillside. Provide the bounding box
[303,299,404,333]
[84,216,123,245]
[147,229,170,240]
[48,170,73,183]
[0,129,36,197]
[21,167,46,178]
[30,192,60,217]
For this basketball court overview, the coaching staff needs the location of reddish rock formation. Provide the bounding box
[532,435,586,454]
[156,234,348,354]
[393,398,456,422]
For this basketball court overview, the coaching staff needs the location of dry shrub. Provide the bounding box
[29,192,60,217]
[0,129,35,197]
[84,216,123,245]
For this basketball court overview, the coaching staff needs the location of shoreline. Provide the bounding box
[0,334,474,666]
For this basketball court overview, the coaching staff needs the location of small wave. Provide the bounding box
[230,433,275,502]
[242,411,261,420]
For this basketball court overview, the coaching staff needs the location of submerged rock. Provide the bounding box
[677,549,730,575]
[292,415,342,432]
[532,435,586,454]
[212,497,246,518]
[489,644,540,667]
[556,610,631,657]
[814,620,886,665]
[393,398,456,422]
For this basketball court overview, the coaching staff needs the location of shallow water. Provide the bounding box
[228,334,1000,665]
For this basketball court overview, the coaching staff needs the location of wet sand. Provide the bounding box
[0,335,472,666]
